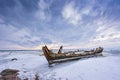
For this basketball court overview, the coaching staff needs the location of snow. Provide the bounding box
[0,51,120,80]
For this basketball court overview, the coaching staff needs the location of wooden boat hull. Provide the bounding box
[42,45,103,65]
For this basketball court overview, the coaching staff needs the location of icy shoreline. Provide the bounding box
[0,51,120,80]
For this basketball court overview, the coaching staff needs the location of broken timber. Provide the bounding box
[42,45,103,65]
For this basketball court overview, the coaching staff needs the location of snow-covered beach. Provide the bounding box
[0,51,120,80]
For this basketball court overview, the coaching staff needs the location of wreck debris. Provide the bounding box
[42,45,103,65]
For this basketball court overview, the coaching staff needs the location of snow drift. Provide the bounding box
[0,51,120,80]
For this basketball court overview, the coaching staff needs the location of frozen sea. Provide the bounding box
[0,50,120,80]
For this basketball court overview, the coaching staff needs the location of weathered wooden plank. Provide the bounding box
[42,46,103,65]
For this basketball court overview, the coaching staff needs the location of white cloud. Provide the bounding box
[84,19,120,49]
[35,0,47,20]
[94,28,120,41]
[93,19,120,42]
[0,17,4,23]
[33,42,64,50]
[62,2,82,26]
[0,40,28,50]
[35,0,51,21]
[0,23,42,49]
[82,7,92,15]
[62,1,92,26]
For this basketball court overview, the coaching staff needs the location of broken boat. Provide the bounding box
[42,45,103,65]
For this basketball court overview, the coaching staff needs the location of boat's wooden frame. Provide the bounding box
[42,45,103,65]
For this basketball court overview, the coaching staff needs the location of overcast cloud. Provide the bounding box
[0,0,120,50]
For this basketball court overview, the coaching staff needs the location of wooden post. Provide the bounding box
[58,46,63,54]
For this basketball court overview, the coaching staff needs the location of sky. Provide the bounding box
[0,0,120,50]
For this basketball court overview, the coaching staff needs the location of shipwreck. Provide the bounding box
[42,45,103,65]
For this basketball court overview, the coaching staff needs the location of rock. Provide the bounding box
[0,69,19,76]
[11,58,17,61]
[0,69,20,80]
